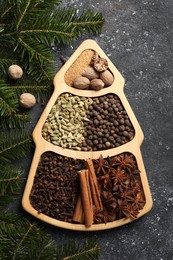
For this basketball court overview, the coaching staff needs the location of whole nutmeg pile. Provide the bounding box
[73,52,114,91]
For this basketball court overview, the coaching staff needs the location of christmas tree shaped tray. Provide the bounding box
[22,40,153,231]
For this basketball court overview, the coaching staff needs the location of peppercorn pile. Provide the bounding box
[81,94,134,151]
[42,93,135,151]
[30,152,145,224]
[30,152,85,222]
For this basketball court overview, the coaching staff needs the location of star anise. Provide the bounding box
[97,171,112,190]
[101,190,117,216]
[131,192,146,210]
[112,183,124,196]
[102,208,115,223]
[93,152,145,223]
[121,204,140,220]
[94,207,115,224]
[94,211,104,224]
[130,179,142,194]
[110,167,127,188]
[120,189,136,203]
[93,154,109,176]
[109,153,136,170]
[126,167,141,183]
[115,199,126,219]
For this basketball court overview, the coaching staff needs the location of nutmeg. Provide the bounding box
[8,65,23,80]
[90,79,104,90]
[19,93,36,108]
[73,76,90,90]
[100,70,114,86]
[82,66,99,79]
[94,58,108,72]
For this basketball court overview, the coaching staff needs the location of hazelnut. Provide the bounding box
[82,66,99,79]
[19,93,36,108]
[100,70,114,86]
[94,58,108,72]
[8,65,23,80]
[73,76,90,90]
[90,79,104,90]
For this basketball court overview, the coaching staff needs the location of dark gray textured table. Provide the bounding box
[18,1,173,259]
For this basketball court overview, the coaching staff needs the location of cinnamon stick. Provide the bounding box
[73,194,84,223]
[78,169,93,227]
[86,158,103,211]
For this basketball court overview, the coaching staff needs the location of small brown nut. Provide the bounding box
[19,93,36,108]
[94,58,108,72]
[90,79,104,90]
[73,76,90,90]
[8,65,23,80]
[82,66,99,79]
[100,70,114,86]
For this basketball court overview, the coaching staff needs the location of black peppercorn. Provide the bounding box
[105,141,111,148]
[93,139,99,145]
[94,119,99,125]
[119,125,125,131]
[123,131,129,137]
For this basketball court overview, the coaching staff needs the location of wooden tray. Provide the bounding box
[22,39,153,231]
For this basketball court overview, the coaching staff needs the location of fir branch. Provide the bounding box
[0,1,103,258]
[7,84,51,99]
[0,81,31,128]
[19,8,104,46]
[57,240,100,260]
[0,1,15,20]
[1,113,30,128]
[0,94,17,116]
[0,1,16,21]
[0,212,100,260]
[0,0,104,85]
[16,0,32,30]
[19,28,74,45]
[1,5,14,20]
[0,212,22,233]
[0,213,57,260]
[0,130,33,162]
[23,59,54,82]
[0,165,21,196]
[19,8,76,45]
[0,58,18,75]
[0,80,18,116]
[29,0,64,21]
[72,10,105,35]
[34,0,63,9]
[0,165,22,207]
[17,36,53,63]
[15,36,55,81]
